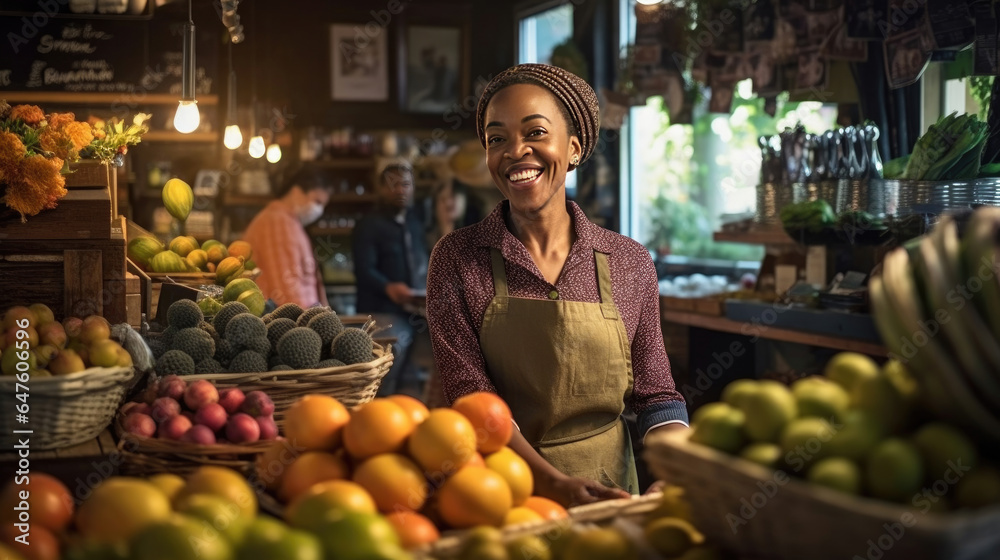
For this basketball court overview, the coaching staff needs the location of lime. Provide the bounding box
[130,514,232,560]
[690,403,745,455]
[826,410,886,462]
[911,422,978,482]
[506,534,551,560]
[721,379,758,410]
[807,457,862,494]
[175,493,249,545]
[780,417,836,470]
[742,381,797,443]
[740,443,783,469]
[791,376,850,421]
[824,352,879,393]
[866,438,925,503]
[562,527,633,560]
[852,373,911,433]
[644,517,704,557]
[313,511,400,560]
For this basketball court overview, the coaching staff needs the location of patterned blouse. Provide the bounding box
[425,200,689,437]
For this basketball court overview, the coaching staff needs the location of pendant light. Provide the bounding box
[223,42,243,149]
[265,142,281,163]
[172,0,200,134]
[247,0,264,158]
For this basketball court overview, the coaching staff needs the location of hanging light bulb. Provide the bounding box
[223,42,242,149]
[265,143,282,163]
[248,134,265,158]
[224,124,243,149]
[635,0,663,4]
[173,0,200,134]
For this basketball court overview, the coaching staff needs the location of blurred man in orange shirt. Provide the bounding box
[243,167,331,308]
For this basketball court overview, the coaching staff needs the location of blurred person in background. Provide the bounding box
[243,166,331,308]
[353,161,429,396]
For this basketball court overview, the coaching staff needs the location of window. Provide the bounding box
[516,1,577,195]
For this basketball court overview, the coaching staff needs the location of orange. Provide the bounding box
[343,399,415,460]
[227,240,253,261]
[386,510,440,549]
[352,453,428,513]
[485,446,533,506]
[437,466,512,528]
[255,439,302,493]
[0,473,74,532]
[522,496,568,520]
[452,392,514,454]
[0,524,58,560]
[285,480,376,532]
[175,466,258,520]
[386,394,430,425]
[503,506,544,526]
[284,395,350,451]
[77,477,172,543]
[407,408,478,476]
[467,452,486,468]
[278,451,350,503]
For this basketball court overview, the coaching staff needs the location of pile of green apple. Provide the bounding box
[691,353,1000,511]
[0,304,132,377]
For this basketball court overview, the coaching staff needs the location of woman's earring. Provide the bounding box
[571,155,579,165]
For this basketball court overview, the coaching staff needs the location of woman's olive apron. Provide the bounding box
[479,248,640,493]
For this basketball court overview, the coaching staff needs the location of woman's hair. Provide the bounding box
[277,165,328,198]
[475,63,600,166]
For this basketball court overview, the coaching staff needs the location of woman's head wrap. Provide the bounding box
[476,63,600,166]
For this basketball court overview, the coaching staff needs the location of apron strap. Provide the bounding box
[594,251,618,320]
[535,416,621,447]
[489,248,509,297]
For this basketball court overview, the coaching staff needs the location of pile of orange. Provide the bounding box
[260,391,569,550]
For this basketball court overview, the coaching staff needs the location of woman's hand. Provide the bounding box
[541,475,630,508]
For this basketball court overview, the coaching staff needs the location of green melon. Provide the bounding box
[223,278,260,303]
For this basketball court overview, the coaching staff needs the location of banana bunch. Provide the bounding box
[901,112,989,181]
[870,207,1000,442]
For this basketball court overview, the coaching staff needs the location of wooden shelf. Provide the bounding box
[329,194,378,203]
[661,310,887,356]
[0,92,219,105]
[713,225,796,246]
[224,194,272,206]
[143,131,218,143]
[305,159,375,169]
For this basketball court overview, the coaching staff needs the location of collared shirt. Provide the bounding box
[353,206,429,315]
[426,200,689,438]
[242,200,321,308]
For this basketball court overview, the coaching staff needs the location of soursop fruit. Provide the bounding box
[215,339,235,365]
[244,336,271,357]
[171,327,216,363]
[270,364,294,371]
[266,318,297,353]
[331,328,374,365]
[307,312,344,354]
[156,349,196,376]
[167,299,204,329]
[160,326,177,347]
[225,313,267,348]
[147,338,168,360]
[269,303,305,323]
[228,350,268,373]
[277,327,323,370]
[296,306,330,327]
[213,301,251,337]
[199,321,221,347]
[195,358,225,375]
[267,354,286,370]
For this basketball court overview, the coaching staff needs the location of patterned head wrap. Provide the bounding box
[476,63,600,166]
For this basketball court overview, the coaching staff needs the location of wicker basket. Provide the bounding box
[115,414,276,477]
[416,492,666,559]
[177,341,393,426]
[644,430,1000,560]
[0,366,136,450]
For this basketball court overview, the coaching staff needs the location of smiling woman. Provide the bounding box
[426,64,690,509]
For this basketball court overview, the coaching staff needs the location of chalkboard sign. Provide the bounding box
[0,18,148,92]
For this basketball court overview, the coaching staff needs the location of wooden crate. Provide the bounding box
[0,221,127,323]
[0,185,113,240]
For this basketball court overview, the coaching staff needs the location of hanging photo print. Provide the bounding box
[795,48,828,92]
[823,22,869,61]
[884,29,931,88]
[709,78,735,114]
[745,0,777,44]
[748,44,780,95]
[926,0,974,51]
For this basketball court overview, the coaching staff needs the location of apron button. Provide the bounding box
[548,290,559,300]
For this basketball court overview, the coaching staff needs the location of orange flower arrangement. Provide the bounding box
[0,102,87,222]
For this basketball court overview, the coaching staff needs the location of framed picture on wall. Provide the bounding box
[398,21,469,113]
[330,23,389,101]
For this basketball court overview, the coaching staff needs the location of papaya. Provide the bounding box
[149,251,187,273]
[215,256,245,285]
[127,236,164,267]
[223,278,259,303]
[162,178,194,222]
[206,245,228,265]
[201,239,225,252]
[227,240,253,261]
[187,249,209,271]
[169,236,198,257]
